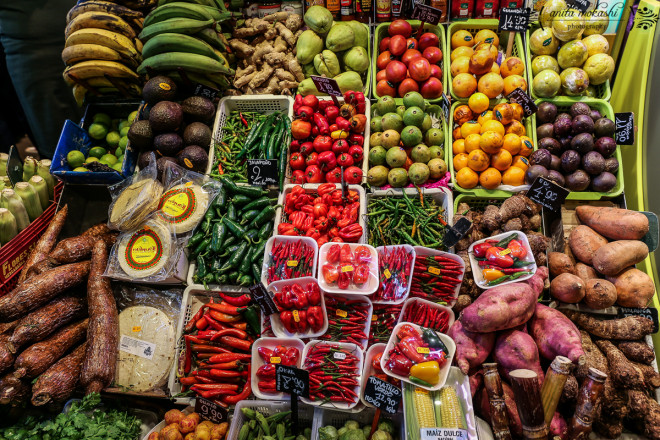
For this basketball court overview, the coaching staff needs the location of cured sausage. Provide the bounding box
[0,261,90,321]
[14,318,88,379]
[19,205,68,284]
[80,239,118,394]
[8,295,86,352]
[0,372,29,406]
[32,342,86,406]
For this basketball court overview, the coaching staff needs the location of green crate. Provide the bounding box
[454,193,508,214]
[371,21,447,101]
[532,97,623,200]
[448,100,537,196]
[525,22,611,101]
[447,19,528,103]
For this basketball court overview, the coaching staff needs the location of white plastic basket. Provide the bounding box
[267,277,329,339]
[250,337,306,401]
[412,246,465,308]
[372,244,416,305]
[398,297,455,333]
[311,406,405,440]
[359,343,387,409]
[323,292,373,350]
[317,242,378,295]
[227,399,315,440]
[141,407,194,440]
[261,235,318,287]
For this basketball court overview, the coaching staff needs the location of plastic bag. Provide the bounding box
[373,245,416,304]
[317,242,379,295]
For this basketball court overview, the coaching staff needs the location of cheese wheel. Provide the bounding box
[155,182,209,233]
[117,218,172,278]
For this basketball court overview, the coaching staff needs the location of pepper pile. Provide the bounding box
[367,190,447,249]
[321,294,372,349]
[384,324,449,388]
[400,300,451,333]
[321,244,373,290]
[290,91,366,185]
[178,293,260,404]
[375,245,414,302]
[189,177,276,287]
[255,345,300,395]
[304,342,361,405]
[472,232,535,286]
[278,183,363,245]
[264,238,315,284]
[410,254,464,304]
[369,304,402,346]
[272,281,325,335]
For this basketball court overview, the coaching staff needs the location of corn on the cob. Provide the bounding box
[23,157,37,182]
[414,387,436,428]
[436,386,467,430]
[0,208,17,245]
[0,153,7,177]
[37,160,55,199]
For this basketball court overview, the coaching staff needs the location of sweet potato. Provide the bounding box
[575,262,599,282]
[548,252,576,277]
[493,329,545,386]
[592,240,649,276]
[606,267,655,308]
[460,267,548,333]
[550,273,585,303]
[569,225,608,265]
[529,304,585,364]
[468,369,483,398]
[576,206,649,240]
[550,412,568,440]
[448,319,495,375]
[583,279,617,309]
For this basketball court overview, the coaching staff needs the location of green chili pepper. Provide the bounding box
[243,305,261,336]
[258,222,273,241]
[223,217,248,240]
[248,206,276,228]
[188,232,205,249]
[242,196,276,212]
[196,255,207,278]
[210,222,227,253]
[496,233,518,248]
[227,203,237,220]
[233,185,266,198]
[241,210,261,224]
[251,240,268,263]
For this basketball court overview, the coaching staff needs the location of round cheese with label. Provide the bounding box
[110,178,164,231]
[117,218,172,278]
[155,182,209,233]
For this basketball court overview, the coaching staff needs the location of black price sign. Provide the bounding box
[7,145,24,187]
[528,176,570,213]
[615,112,634,145]
[410,1,443,25]
[195,397,229,423]
[249,284,279,316]
[276,364,309,398]
[498,8,531,32]
[311,76,342,97]
[247,159,278,186]
[440,93,451,122]
[443,217,473,248]
[363,376,402,414]
[567,0,589,13]
[193,83,219,101]
[619,307,659,333]
[506,87,537,117]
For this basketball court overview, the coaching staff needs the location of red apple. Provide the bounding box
[388,19,412,38]
[385,60,407,83]
[401,49,422,67]
[430,64,443,80]
[398,78,419,97]
[423,46,443,64]
[418,32,440,52]
[409,57,431,82]
[379,37,391,53]
[420,77,443,99]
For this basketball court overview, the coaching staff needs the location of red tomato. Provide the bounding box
[406,37,418,50]
[388,19,412,38]
[430,64,443,80]
[300,142,314,156]
[344,166,363,184]
[289,152,305,170]
[388,34,407,56]
[423,46,443,64]
[409,57,431,82]
[305,165,323,183]
[376,79,396,97]
[376,69,387,82]
[377,51,395,70]
[385,60,407,83]
[379,37,391,53]
[420,77,443,99]
[418,32,440,52]
[401,49,422,66]
[291,170,305,184]
[398,78,419,97]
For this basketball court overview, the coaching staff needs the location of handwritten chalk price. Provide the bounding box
[310,76,342,96]
[247,159,278,186]
[410,1,443,25]
[363,376,402,414]
[615,112,634,145]
[528,176,570,213]
[498,8,531,32]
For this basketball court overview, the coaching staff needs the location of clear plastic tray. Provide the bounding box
[267,277,329,339]
[372,244,416,305]
[324,292,373,350]
[413,246,465,307]
[317,242,378,295]
[250,337,306,400]
[261,235,319,287]
[398,297,456,333]
[227,399,315,440]
[359,343,387,409]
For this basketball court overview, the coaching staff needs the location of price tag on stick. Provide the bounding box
[498,8,531,32]
[527,176,570,213]
[363,376,402,414]
[7,145,24,187]
[311,75,342,105]
[440,93,451,122]
[506,87,537,117]
[276,365,310,436]
[410,1,443,25]
[619,307,659,333]
[195,397,229,423]
[247,159,278,186]
[249,284,279,316]
[443,217,473,248]
[615,112,635,145]
[567,0,590,13]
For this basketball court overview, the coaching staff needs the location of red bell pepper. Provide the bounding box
[313,113,330,135]
[296,105,314,121]
[257,363,276,379]
[307,282,321,306]
[338,224,363,242]
[397,335,428,364]
[325,105,339,124]
[317,183,336,197]
[354,245,372,264]
[306,306,324,332]
[257,347,274,363]
[508,239,527,259]
[291,211,307,230]
[338,264,354,289]
[302,94,319,110]
[397,324,419,339]
[318,234,329,247]
[284,347,300,366]
[327,244,341,264]
[472,242,492,258]
[280,311,296,333]
[328,207,341,223]
[485,246,514,268]
[353,263,370,285]
[340,244,353,263]
[290,139,301,152]
[329,189,343,205]
[291,284,308,309]
[328,226,340,238]
[291,119,312,140]
[337,153,354,167]
[291,170,305,184]
[386,353,413,376]
[322,264,339,284]
[305,152,319,167]
[313,203,328,218]
[295,309,308,333]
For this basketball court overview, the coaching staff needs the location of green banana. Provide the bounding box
[143,2,214,27]
[157,0,217,8]
[138,51,234,76]
[195,27,225,51]
[142,33,220,61]
[138,17,213,42]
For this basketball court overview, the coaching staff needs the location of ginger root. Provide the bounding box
[263,11,289,22]
[275,68,295,81]
[253,41,274,63]
[264,26,277,40]
[233,66,256,89]
[286,54,304,81]
[616,340,656,365]
[263,52,286,65]
[248,63,274,89]
[229,39,254,58]
[595,340,645,390]
[285,13,302,32]
[275,21,296,47]
[272,36,287,53]
[565,311,654,340]
[279,80,299,90]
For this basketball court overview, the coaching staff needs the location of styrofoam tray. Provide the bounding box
[317,243,378,295]
[398,297,456,332]
[142,407,194,440]
[412,246,465,307]
[227,400,314,440]
[381,322,455,391]
[467,230,537,290]
[372,244,416,305]
[267,277,329,338]
[250,337,306,400]
[359,343,387,409]
[301,340,364,411]
[311,406,405,440]
[261,235,318,287]
[324,292,373,350]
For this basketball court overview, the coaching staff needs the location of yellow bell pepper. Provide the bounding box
[409,361,440,385]
[482,268,505,281]
[330,129,349,139]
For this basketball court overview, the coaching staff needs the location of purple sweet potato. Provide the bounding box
[493,329,545,386]
[530,303,585,364]
[468,369,483,398]
[551,412,569,439]
[448,319,495,375]
[460,267,549,333]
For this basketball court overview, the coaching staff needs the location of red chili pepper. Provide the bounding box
[195,315,209,330]
[209,328,248,341]
[485,246,515,268]
[207,302,246,315]
[191,383,239,391]
[191,344,231,354]
[313,112,330,134]
[208,310,243,323]
[179,376,200,386]
[199,360,243,370]
[239,112,248,127]
[185,305,208,333]
[507,239,527,259]
[293,94,303,112]
[209,353,251,363]
[223,365,252,404]
[218,293,251,307]
[220,336,252,351]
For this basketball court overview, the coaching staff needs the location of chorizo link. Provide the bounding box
[31,342,86,406]
[18,204,68,284]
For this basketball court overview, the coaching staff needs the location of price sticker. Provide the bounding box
[132,326,142,332]
[372,314,377,321]
[527,176,570,213]
[336,309,348,318]
[247,159,278,187]
[341,265,354,273]
[415,387,429,395]
[270,357,282,364]
[363,376,402,414]
[383,268,392,279]
[428,267,441,275]
[499,248,512,256]
[287,260,299,267]
[293,310,300,322]
[615,112,635,145]
[333,351,347,360]
[416,347,431,354]
[195,397,228,424]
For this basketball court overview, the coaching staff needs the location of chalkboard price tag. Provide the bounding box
[276,364,310,398]
[7,145,24,187]
[615,112,634,145]
[420,428,469,440]
[249,284,279,316]
[247,159,278,187]
[195,397,229,423]
[440,93,451,122]
[527,176,570,213]
[567,0,589,13]
[619,307,659,333]
[363,376,402,414]
[193,83,219,101]
[498,8,531,32]
[311,76,342,97]
[443,217,473,248]
[410,1,443,25]
[506,87,537,117]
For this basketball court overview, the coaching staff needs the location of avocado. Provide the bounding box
[154,133,183,157]
[183,122,212,147]
[142,75,177,105]
[181,96,215,124]
[126,120,153,150]
[149,101,183,133]
[138,151,158,170]
[156,156,178,181]
[178,145,208,173]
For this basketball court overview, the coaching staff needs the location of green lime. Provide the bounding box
[66,150,85,169]
[106,131,121,147]
[85,156,99,164]
[88,146,107,159]
[128,110,139,123]
[93,113,112,127]
[119,120,130,131]
[73,167,88,172]
[115,146,124,156]
[111,162,123,172]
[88,123,108,140]
[100,154,118,165]
[119,136,129,150]
[120,126,130,137]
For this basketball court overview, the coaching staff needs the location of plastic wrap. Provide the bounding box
[261,236,318,287]
[317,243,378,295]
[268,277,328,338]
[321,293,372,350]
[373,245,416,304]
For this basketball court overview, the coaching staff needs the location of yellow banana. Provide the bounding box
[63,60,139,85]
[65,28,139,61]
[66,1,143,23]
[65,11,137,40]
[62,44,121,64]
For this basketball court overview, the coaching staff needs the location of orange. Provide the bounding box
[451,30,474,48]
[468,92,490,114]
[460,121,481,138]
[479,167,502,189]
[502,166,526,186]
[464,133,482,153]
[480,120,505,137]
[511,155,530,171]
[477,110,495,125]
[503,75,528,95]
[493,103,514,125]
[456,167,479,189]
[502,133,522,155]
[452,139,466,154]
[474,29,500,47]
[452,73,478,98]
[479,130,503,154]
[505,120,526,136]
[467,149,490,172]
[453,152,469,171]
[520,136,534,156]
[453,105,474,125]
[452,126,463,140]
[450,56,471,76]
[491,149,513,171]
[451,46,474,62]
[477,73,504,99]
[509,103,524,121]
[500,57,525,78]
[490,63,501,74]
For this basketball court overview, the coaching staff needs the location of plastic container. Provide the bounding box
[250,337,306,400]
[301,340,365,410]
[359,343,387,408]
[372,244,416,304]
[317,242,378,295]
[413,246,465,307]
[311,406,405,440]
[468,230,537,289]
[398,297,455,331]
[268,277,328,338]
[380,322,455,391]
[323,292,373,350]
[261,235,319,287]
[227,400,315,440]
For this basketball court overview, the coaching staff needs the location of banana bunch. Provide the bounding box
[137,0,234,91]
[62,0,145,105]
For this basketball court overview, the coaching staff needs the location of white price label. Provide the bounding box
[420,428,468,440]
[119,335,156,360]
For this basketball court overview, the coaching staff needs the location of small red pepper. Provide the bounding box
[218,292,251,307]
[290,284,309,309]
[354,245,372,264]
[353,263,370,285]
[302,94,319,110]
[325,105,339,124]
[222,364,251,404]
[313,112,330,134]
[306,306,325,332]
[322,264,339,284]
[327,244,341,264]
[507,239,527,259]
[293,94,303,112]
[485,246,515,268]
[296,105,314,121]
[257,363,276,379]
[317,183,336,196]
[280,310,296,333]
[338,264,354,289]
[307,281,321,305]
[338,224,363,242]
[472,242,492,258]
[340,244,353,263]
[291,119,312,140]
[284,347,300,366]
